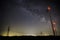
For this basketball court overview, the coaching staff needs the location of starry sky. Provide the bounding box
[0,0,60,35]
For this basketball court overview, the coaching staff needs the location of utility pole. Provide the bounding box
[7,25,10,36]
[47,5,55,36]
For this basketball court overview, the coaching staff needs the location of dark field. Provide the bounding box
[0,36,60,40]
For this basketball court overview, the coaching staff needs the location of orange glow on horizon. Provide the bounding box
[1,32,51,36]
[1,32,24,36]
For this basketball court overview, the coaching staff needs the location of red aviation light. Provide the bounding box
[48,6,51,11]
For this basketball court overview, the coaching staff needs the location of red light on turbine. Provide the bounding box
[48,6,51,11]
[53,22,56,25]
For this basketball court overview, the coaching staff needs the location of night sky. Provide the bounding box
[0,0,60,36]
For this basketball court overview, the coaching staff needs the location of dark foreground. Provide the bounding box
[0,36,60,40]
